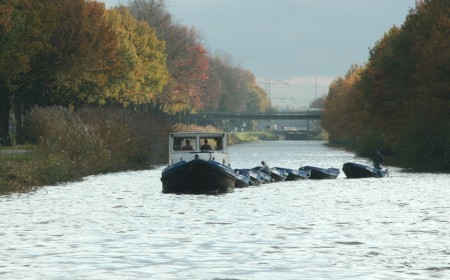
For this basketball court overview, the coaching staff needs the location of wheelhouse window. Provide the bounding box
[173,137,197,151]
[172,134,224,152]
[200,137,223,151]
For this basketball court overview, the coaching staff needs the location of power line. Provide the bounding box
[257,78,290,99]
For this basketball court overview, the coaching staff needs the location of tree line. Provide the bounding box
[0,0,271,145]
[322,0,449,171]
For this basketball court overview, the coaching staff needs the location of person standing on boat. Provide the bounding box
[182,139,193,150]
[261,161,271,174]
[373,149,383,169]
[201,139,212,151]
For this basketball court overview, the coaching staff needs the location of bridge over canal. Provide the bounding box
[180,110,323,140]
[187,110,322,121]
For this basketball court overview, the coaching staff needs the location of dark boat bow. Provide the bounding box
[342,162,388,178]
[161,159,236,194]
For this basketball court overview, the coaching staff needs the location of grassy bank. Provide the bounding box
[0,106,171,195]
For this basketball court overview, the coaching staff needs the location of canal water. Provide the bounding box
[1,140,449,279]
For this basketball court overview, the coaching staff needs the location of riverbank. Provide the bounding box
[0,106,172,195]
[0,143,167,195]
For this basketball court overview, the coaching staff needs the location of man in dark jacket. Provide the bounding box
[373,149,383,169]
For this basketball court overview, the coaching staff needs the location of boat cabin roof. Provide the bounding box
[170,132,226,138]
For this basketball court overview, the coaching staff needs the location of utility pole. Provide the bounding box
[315,76,318,101]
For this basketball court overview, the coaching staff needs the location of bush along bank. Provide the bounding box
[0,106,171,195]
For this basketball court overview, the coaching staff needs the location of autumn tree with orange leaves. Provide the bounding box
[128,0,210,114]
[128,0,270,115]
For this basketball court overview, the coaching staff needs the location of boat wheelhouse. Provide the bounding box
[161,132,236,194]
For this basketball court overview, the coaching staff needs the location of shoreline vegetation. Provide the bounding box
[0,106,173,195]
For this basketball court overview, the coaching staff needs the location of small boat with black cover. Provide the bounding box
[234,171,252,188]
[342,162,388,178]
[235,169,266,185]
[274,167,311,180]
[299,166,340,179]
[252,165,287,182]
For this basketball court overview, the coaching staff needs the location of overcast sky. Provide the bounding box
[103,0,416,108]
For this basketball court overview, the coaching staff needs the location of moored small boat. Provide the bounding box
[248,169,273,183]
[342,162,388,179]
[161,132,236,194]
[234,171,251,188]
[235,169,266,185]
[299,166,340,179]
[274,167,311,180]
[252,166,287,182]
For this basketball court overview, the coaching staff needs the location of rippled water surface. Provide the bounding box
[1,141,450,279]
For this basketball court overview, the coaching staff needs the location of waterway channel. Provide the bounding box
[1,140,449,279]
